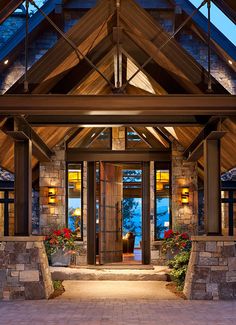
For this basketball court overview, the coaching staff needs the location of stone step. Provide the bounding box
[51,266,170,281]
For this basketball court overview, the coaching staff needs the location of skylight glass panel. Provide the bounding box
[189,0,236,46]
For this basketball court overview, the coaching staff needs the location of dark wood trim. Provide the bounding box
[204,139,221,235]
[26,115,208,126]
[142,162,150,265]
[186,131,227,162]
[87,162,97,265]
[1,117,53,162]
[0,95,235,116]
[66,149,171,162]
[0,0,24,25]
[184,119,220,159]
[14,139,32,235]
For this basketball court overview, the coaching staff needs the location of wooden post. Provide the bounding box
[87,161,96,265]
[204,139,221,235]
[142,161,150,264]
[14,139,32,235]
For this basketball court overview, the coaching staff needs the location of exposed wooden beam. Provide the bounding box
[27,115,209,126]
[132,127,165,149]
[120,0,227,94]
[184,118,220,159]
[14,138,32,235]
[66,149,171,162]
[77,128,106,148]
[1,117,53,162]
[186,131,227,162]
[0,0,24,25]
[65,128,84,146]
[8,0,115,94]
[1,95,235,116]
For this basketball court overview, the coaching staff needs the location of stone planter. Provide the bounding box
[51,249,71,267]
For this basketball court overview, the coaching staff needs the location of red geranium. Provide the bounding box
[44,226,78,257]
[164,229,174,239]
[180,232,189,240]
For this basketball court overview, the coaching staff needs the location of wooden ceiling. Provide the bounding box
[0,0,235,174]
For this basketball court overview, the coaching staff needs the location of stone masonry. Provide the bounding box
[172,140,198,235]
[0,236,53,300]
[39,148,66,234]
[184,236,236,300]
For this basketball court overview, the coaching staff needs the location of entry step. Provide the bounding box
[51,266,170,281]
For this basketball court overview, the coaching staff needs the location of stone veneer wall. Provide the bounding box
[184,236,236,300]
[0,237,53,300]
[112,127,126,150]
[39,148,66,234]
[172,140,198,235]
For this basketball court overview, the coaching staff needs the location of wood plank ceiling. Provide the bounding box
[0,0,235,173]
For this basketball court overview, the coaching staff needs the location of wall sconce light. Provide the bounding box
[48,187,56,204]
[181,187,189,204]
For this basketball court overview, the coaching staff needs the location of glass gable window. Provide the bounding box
[155,163,171,239]
[67,163,82,239]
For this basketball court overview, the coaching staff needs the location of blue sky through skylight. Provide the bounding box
[189,0,236,46]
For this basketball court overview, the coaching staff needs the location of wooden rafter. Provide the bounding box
[8,0,115,94]
[1,117,53,162]
[132,127,166,149]
[0,0,24,25]
[120,0,227,94]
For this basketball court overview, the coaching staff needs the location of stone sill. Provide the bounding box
[191,236,236,242]
[0,236,45,242]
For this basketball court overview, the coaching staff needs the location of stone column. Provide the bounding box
[184,236,236,300]
[172,140,198,235]
[112,127,126,150]
[39,148,66,234]
[0,236,54,300]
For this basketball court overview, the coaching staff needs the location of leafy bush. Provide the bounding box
[168,251,191,290]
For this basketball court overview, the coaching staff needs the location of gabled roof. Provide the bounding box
[0,0,235,174]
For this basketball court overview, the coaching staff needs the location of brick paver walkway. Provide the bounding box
[0,281,236,325]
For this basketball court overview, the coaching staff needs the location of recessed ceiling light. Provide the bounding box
[228,60,233,65]
[4,59,9,65]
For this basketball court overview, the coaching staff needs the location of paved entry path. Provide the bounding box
[0,281,236,325]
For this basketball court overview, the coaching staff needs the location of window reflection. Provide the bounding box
[68,163,82,239]
[155,165,171,239]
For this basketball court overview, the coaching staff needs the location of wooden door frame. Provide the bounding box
[87,159,152,265]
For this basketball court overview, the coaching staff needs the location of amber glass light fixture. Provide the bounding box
[156,170,169,191]
[48,187,56,204]
[181,187,189,204]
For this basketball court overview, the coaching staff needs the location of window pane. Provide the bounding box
[68,163,82,239]
[155,167,170,239]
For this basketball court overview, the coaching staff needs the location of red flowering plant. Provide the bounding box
[161,229,191,255]
[44,227,78,258]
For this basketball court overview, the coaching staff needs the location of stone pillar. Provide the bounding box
[184,236,236,300]
[39,148,66,234]
[0,236,54,300]
[172,140,198,235]
[112,127,126,150]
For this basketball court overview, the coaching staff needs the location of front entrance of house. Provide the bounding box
[86,159,151,265]
[97,162,143,265]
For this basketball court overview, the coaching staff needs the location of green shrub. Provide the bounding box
[168,251,190,290]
